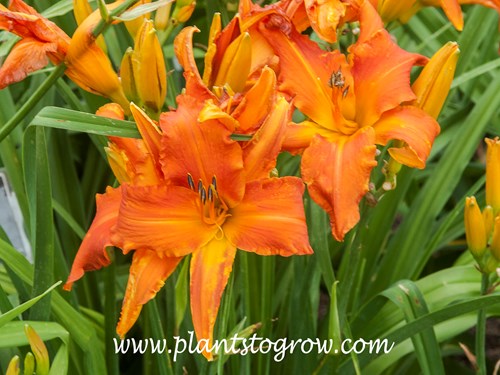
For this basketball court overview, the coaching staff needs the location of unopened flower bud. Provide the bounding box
[171,0,196,24]
[486,137,500,214]
[25,325,49,375]
[155,1,173,30]
[490,217,500,261]
[412,42,459,119]
[6,356,20,375]
[134,19,167,115]
[464,196,487,258]
[482,205,494,239]
[23,352,35,375]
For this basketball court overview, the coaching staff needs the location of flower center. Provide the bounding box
[187,174,230,232]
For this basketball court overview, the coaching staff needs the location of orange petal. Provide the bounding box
[232,66,277,132]
[262,27,335,129]
[105,138,162,186]
[246,25,279,76]
[159,95,245,207]
[190,238,237,360]
[174,26,214,100]
[65,4,128,107]
[302,128,377,241]
[373,106,440,169]
[116,249,182,337]
[356,0,385,44]
[211,16,242,83]
[1,1,70,46]
[198,100,239,132]
[112,184,218,257]
[282,120,321,152]
[0,38,57,89]
[96,103,125,120]
[202,13,221,86]
[64,186,121,290]
[224,177,313,256]
[98,104,162,185]
[130,103,162,166]
[242,96,290,181]
[350,29,427,127]
[439,0,463,30]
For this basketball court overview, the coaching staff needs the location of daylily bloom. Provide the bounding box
[368,0,500,31]
[0,0,128,108]
[174,19,285,135]
[260,1,441,240]
[65,97,312,360]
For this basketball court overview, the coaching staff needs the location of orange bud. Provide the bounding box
[25,325,49,375]
[133,19,167,114]
[464,196,487,257]
[482,205,494,239]
[491,216,500,261]
[5,356,20,375]
[486,137,500,214]
[124,0,152,39]
[171,0,196,24]
[412,42,459,119]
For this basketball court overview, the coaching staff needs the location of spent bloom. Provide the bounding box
[0,0,128,107]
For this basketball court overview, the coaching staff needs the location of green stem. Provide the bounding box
[0,65,66,143]
[105,260,119,375]
[145,299,174,375]
[475,273,489,375]
[92,0,141,37]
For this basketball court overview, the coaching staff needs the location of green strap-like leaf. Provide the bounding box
[0,282,61,329]
[381,280,445,375]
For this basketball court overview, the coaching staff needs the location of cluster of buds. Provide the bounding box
[464,137,500,273]
[121,19,167,117]
[5,325,50,375]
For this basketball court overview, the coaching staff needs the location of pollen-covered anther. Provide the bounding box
[187,173,195,190]
[200,186,207,204]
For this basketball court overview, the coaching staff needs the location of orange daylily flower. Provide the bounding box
[260,1,441,241]
[0,0,128,107]
[175,19,286,135]
[368,0,500,31]
[65,98,312,360]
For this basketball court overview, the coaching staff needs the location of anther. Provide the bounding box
[197,180,203,194]
[342,85,349,98]
[200,186,207,204]
[212,176,217,191]
[187,174,195,190]
[208,186,214,202]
